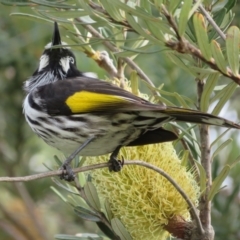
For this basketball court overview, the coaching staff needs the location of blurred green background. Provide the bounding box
[0,3,240,240]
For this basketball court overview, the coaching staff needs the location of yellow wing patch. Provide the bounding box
[65,91,131,113]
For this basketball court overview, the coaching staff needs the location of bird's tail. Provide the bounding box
[162,106,240,129]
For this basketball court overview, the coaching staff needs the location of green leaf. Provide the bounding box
[101,0,125,22]
[200,73,219,112]
[167,53,197,76]
[226,26,240,76]
[211,82,237,115]
[209,8,227,40]
[125,14,160,44]
[51,186,67,202]
[180,150,189,167]
[10,12,53,24]
[74,206,101,222]
[173,92,190,108]
[144,20,165,42]
[193,13,212,61]
[84,182,101,211]
[0,0,31,5]
[211,139,233,161]
[37,9,89,19]
[189,0,203,18]
[223,0,237,12]
[179,0,193,36]
[104,199,113,221]
[194,161,207,194]
[211,40,227,74]
[169,0,182,14]
[111,218,132,240]
[208,165,231,201]
[109,0,156,21]
[210,128,231,147]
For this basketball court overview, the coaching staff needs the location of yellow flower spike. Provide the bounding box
[85,143,200,240]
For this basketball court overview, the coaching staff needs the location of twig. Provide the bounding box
[0,160,204,235]
[162,8,240,86]
[198,4,226,40]
[197,80,214,239]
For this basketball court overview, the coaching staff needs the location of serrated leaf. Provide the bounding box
[74,206,100,222]
[211,139,233,161]
[84,182,101,211]
[111,218,132,240]
[211,40,227,74]
[194,161,207,194]
[200,73,219,112]
[179,0,193,36]
[208,165,231,201]
[211,82,237,115]
[226,26,240,76]
[193,13,212,60]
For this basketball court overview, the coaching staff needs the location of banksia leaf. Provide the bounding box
[211,40,227,74]
[179,0,193,36]
[226,26,240,76]
[193,13,211,61]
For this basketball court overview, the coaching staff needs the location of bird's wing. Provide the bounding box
[33,77,163,115]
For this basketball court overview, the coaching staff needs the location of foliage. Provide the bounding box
[0,0,240,240]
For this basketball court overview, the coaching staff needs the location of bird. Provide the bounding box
[23,22,240,181]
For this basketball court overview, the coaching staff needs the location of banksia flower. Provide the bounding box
[85,143,200,240]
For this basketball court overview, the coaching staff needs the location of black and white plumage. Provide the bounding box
[23,22,240,180]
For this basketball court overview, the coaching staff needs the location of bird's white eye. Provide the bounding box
[69,57,74,64]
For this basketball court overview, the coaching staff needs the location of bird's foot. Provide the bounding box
[108,156,124,172]
[60,163,75,181]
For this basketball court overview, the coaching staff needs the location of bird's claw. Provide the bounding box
[108,156,124,172]
[60,164,75,181]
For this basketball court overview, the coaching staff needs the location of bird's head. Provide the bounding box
[38,22,80,77]
[24,22,83,92]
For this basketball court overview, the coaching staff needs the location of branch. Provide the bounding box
[197,80,214,239]
[162,6,240,86]
[0,160,203,235]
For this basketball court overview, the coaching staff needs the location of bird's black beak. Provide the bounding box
[52,22,61,46]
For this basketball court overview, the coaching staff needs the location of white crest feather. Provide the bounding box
[38,54,49,72]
